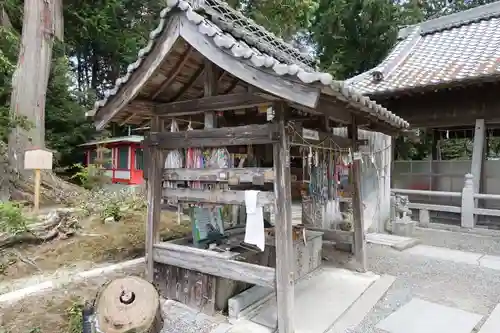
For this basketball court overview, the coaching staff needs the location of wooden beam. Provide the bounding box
[272,102,294,333]
[145,116,164,282]
[163,168,275,183]
[348,115,367,272]
[154,93,273,116]
[153,242,276,288]
[169,64,205,102]
[94,16,180,130]
[145,123,279,149]
[162,188,275,206]
[179,15,320,109]
[151,46,194,100]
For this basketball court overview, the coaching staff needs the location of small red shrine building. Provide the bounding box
[80,135,145,185]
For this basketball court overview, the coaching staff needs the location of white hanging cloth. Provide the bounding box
[244,190,265,251]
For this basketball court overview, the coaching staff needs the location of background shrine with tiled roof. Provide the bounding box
[346,1,500,130]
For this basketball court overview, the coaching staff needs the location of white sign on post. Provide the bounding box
[24,148,54,212]
[24,148,53,170]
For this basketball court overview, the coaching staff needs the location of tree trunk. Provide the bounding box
[8,0,62,180]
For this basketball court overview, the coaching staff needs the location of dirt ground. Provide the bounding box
[0,210,191,281]
[0,263,145,333]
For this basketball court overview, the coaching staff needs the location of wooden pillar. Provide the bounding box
[145,116,163,282]
[273,102,294,333]
[324,116,336,229]
[349,116,367,272]
[204,59,218,128]
[430,129,439,191]
[325,116,335,200]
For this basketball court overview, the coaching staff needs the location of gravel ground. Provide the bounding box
[350,243,500,333]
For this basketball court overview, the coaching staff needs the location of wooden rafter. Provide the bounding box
[168,64,205,102]
[179,16,320,108]
[223,77,240,94]
[154,93,274,116]
[120,113,136,126]
[151,46,194,100]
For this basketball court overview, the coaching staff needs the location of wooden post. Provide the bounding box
[324,116,336,229]
[33,169,41,212]
[273,102,294,333]
[204,59,218,129]
[349,116,367,272]
[145,116,163,282]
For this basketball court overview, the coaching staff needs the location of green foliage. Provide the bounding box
[71,163,111,190]
[66,300,84,333]
[101,200,123,222]
[311,0,402,78]
[0,201,28,234]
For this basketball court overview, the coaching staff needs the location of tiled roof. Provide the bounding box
[88,0,409,129]
[346,1,500,95]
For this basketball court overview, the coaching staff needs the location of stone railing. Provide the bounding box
[392,174,500,229]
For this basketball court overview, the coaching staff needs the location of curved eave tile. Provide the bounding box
[89,0,409,130]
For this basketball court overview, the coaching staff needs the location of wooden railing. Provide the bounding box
[392,173,500,228]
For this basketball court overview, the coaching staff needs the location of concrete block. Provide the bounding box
[392,218,416,237]
[419,209,430,227]
[228,286,273,320]
[376,298,482,333]
[327,274,396,333]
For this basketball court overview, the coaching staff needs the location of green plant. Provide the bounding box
[71,163,111,190]
[66,301,83,333]
[0,201,28,234]
[101,200,123,222]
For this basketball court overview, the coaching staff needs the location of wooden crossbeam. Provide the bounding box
[153,243,276,288]
[154,93,273,116]
[162,188,274,206]
[163,168,275,184]
[145,123,279,149]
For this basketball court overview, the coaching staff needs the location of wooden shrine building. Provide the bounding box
[346,2,500,224]
[80,135,145,185]
[86,0,410,331]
